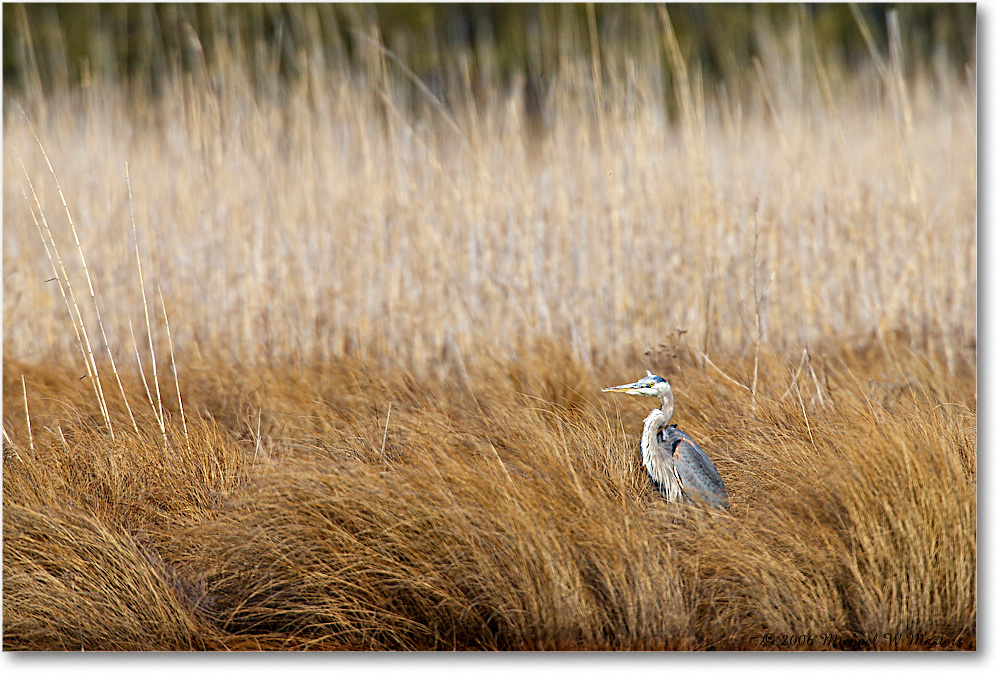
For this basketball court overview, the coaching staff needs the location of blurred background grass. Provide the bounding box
[2,3,976,98]
[2,3,978,372]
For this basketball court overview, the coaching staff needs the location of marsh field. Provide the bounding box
[2,5,977,650]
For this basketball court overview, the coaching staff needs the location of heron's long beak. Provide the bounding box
[601,380,645,394]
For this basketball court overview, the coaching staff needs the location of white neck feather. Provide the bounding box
[640,407,683,501]
[659,386,674,424]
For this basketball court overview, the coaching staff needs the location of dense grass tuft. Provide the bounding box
[3,504,223,650]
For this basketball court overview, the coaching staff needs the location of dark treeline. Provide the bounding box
[3,3,975,98]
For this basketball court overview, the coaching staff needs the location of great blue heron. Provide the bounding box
[603,371,728,509]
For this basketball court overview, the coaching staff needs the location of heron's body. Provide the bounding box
[604,372,729,509]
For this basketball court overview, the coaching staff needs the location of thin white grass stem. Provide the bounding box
[21,156,138,438]
[2,427,24,463]
[21,376,34,453]
[699,351,752,394]
[18,171,89,369]
[379,402,392,464]
[57,426,70,453]
[16,156,111,436]
[750,209,766,412]
[252,408,262,465]
[20,111,116,439]
[127,162,165,425]
[129,318,170,452]
[793,382,815,447]
[159,287,189,445]
[805,349,826,408]
[778,349,809,402]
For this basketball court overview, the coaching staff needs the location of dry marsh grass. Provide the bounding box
[3,504,225,650]
[3,11,975,651]
[2,341,976,650]
[2,12,976,370]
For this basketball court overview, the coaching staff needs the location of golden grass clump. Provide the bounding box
[3,504,222,650]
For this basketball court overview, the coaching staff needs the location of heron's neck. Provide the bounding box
[640,407,683,501]
[641,408,669,462]
[659,389,674,424]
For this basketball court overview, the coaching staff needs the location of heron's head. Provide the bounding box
[601,370,672,401]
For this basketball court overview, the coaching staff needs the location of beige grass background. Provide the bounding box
[3,17,976,371]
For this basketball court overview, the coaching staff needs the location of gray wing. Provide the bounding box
[660,425,729,509]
